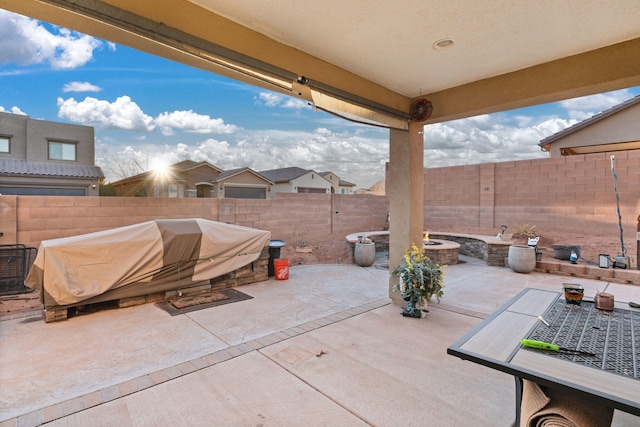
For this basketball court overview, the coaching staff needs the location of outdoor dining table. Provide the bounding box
[447,287,640,425]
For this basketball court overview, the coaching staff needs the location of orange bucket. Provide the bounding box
[273,258,289,280]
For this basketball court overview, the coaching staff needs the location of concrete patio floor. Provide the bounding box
[1,255,639,426]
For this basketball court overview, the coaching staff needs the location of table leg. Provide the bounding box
[514,376,523,426]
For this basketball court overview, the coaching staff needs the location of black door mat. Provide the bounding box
[156,288,253,316]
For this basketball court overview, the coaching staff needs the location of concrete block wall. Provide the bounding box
[5,196,218,247]
[423,151,640,244]
[331,194,389,234]
[2,149,637,264]
[424,164,481,228]
[254,193,333,244]
[0,193,389,251]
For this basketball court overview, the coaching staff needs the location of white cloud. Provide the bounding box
[57,95,242,136]
[282,98,309,110]
[98,127,389,188]
[257,92,281,107]
[559,89,633,111]
[63,81,102,93]
[57,96,156,131]
[422,114,576,168]
[256,92,310,111]
[559,88,635,121]
[97,109,584,189]
[0,10,102,69]
[154,110,240,136]
[0,106,27,115]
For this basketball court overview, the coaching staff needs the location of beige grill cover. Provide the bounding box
[26,219,270,309]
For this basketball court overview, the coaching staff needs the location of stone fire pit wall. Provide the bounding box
[346,231,511,267]
[429,233,510,267]
[424,240,459,265]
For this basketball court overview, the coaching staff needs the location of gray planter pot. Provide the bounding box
[508,245,536,273]
[354,242,376,267]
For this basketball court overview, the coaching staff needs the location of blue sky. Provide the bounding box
[1,9,639,189]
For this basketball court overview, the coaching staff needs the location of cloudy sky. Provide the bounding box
[1,9,639,189]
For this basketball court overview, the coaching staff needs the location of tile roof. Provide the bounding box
[258,166,312,183]
[319,171,355,187]
[339,179,356,187]
[109,160,221,185]
[0,158,104,179]
[212,167,273,183]
[539,94,640,148]
[172,160,222,172]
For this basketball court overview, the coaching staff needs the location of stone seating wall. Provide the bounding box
[346,231,509,266]
[428,233,511,267]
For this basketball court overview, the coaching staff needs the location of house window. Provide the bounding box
[49,141,76,161]
[186,189,197,198]
[0,136,9,153]
[168,184,178,198]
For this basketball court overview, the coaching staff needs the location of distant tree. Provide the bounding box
[99,179,115,196]
[104,149,149,180]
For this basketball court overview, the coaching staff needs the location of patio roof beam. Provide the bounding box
[420,37,640,125]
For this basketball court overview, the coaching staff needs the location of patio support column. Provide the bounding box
[388,122,424,304]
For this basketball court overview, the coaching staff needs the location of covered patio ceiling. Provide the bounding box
[2,0,640,129]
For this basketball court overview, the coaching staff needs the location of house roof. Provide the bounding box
[258,167,314,183]
[109,160,221,185]
[0,158,104,179]
[539,95,640,152]
[319,171,356,187]
[172,160,223,173]
[211,167,273,184]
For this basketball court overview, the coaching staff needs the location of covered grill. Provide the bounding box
[26,219,270,311]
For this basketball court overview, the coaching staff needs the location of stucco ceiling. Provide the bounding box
[2,0,640,126]
[188,0,640,98]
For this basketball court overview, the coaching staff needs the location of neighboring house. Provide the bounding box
[0,111,104,196]
[319,171,356,194]
[210,167,273,199]
[539,95,640,157]
[110,163,347,198]
[111,160,223,198]
[258,167,332,195]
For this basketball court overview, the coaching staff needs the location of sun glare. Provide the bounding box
[150,159,170,181]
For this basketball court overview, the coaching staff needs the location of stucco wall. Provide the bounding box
[0,112,28,159]
[547,103,640,156]
[24,118,95,165]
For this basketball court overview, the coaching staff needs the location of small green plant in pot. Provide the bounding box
[391,244,445,318]
[514,224,538,239]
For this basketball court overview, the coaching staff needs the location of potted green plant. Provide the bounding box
[390,244,445,318]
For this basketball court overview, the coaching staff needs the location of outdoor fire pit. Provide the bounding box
[423,239,460,265]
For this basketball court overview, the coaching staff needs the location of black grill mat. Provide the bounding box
[525,299,639,380]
